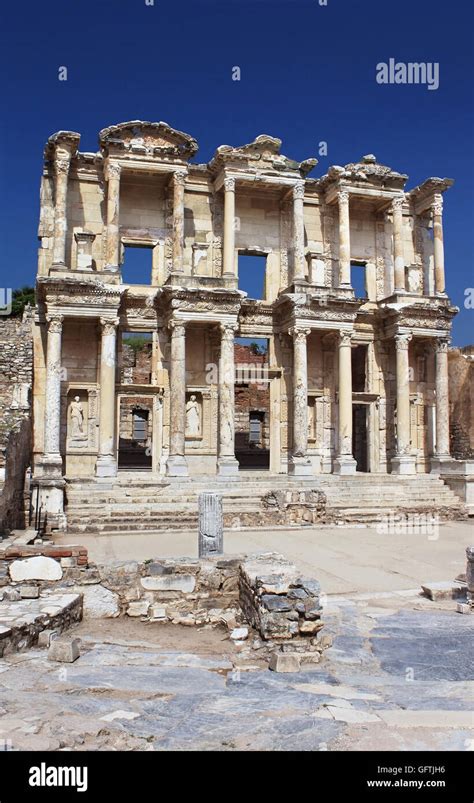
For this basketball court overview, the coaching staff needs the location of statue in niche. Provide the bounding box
[70,396,86,440]
[186,395,201,437]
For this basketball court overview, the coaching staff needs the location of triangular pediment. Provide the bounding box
[99,120,198,160]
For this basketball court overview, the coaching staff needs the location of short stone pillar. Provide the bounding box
[466,546,474,606]
[198,492,223,557]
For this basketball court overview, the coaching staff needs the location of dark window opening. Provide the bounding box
[249,411,264,445]
[121,245,153,285]
[351,261,368,299]
[352,344,368,393]
[238,254,267,300]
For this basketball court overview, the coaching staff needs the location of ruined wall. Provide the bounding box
[0,419,32,534]
[0,308,33,472]
[449,346,474,459]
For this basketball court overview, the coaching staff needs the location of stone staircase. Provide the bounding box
[64,471,465,534]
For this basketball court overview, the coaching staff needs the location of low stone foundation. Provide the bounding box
[0,591,82,656]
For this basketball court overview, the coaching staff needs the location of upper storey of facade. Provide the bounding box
[37,119,454,313]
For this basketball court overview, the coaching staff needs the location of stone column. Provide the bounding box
[96,318,118,477]
[293,181,306,282]
[431,337,451,471]
[198,492,223,557]
[166,321,188,476]
[432,194,446,295]
[392,196,406,293]
[289,327,312,475]
[337,190,351,287]
[52,156,72,266]
[173,171,186,273]
[392,333,416,474]
[223,177,236,277]
[217,323,239,475]
[334,330,356,474]
[105,161,121,270]
[44,314,64,461]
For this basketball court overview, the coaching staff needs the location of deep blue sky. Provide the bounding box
[1,0,473,344]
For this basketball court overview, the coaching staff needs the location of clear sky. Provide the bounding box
[1,0,473,344]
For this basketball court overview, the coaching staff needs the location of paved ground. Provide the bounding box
[60,520,471,594]
[0,591,472,752]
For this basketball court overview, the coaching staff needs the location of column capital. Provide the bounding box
[46,314,64,334]
[337,189,350,204]
[289,326,310,342]
[394,332,412,350]
[293,181,305,200]
[99,317,119,335]
[105,161,121,181]
[219,322,238,339]
[338,329,353,347]
[392,195,405,212]
[434,336,450,353]
[168,319,186,334]
[173,170,187,187]
[224,176,236,192]
[432,193,443,216]
[55,156,71,176]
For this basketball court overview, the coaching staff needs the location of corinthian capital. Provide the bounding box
[169,319,186,336]
[174,170,187,187]
[55,156,70,177]
[224,177,236,192]
[100,317,119,336]
[338,189,350,205]
[46,314,64,334]
[432,194,443,216]
[289,326,310,343]
[105,161,121,182]
[293,181,305,201]
[392,196,405,212]
[394,333,412,351]
[338,329,353,347]
[435,336,450,353]
[220,322,238,341]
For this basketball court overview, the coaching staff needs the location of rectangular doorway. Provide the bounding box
[352,403,369,472]
[118,399,152,470]
[234,338,270,470]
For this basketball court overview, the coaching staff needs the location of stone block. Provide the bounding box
[421,581,465,600]
[230,627,248,641]
[74,585,119,618]
[38,629,58,647]
[269,652,301,673]
[299,620,324,635]
[149,605,167,620]
[456,602,472,615]
[127,600,150,617]
[48,638,80,663]
[261,595,292,612]
[141,575,196,593]
[20,585,40,599]
[9,556,62,582]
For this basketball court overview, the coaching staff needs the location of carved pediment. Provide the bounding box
[209,134,317,178]
[99,120,198,160]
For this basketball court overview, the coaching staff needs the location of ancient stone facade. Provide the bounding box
[32,121,459,525]
[449,346,474,459]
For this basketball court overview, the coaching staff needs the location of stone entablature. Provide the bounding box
[31,121,459,528]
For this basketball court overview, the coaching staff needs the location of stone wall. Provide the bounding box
[0,307,33,472]
[449,346,474,459]
[0,418,32,534]
[0,543,89,587]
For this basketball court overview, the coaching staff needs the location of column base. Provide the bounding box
[288,456,313,476]
[95,455,118,478]
[217,456,239,476]
[391,455,416,475]
[333,455,357,475]
[35,453,63,479]
[166,455,189,477]
[31,477,66,532]
[430,454,451,475]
